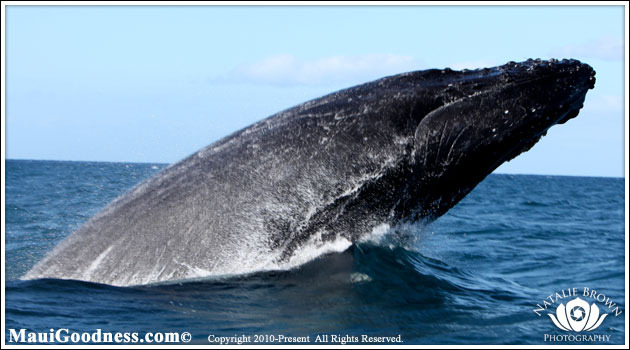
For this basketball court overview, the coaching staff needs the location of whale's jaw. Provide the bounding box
[404,59,595,220]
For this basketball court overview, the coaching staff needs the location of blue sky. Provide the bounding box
[5,5,626,177]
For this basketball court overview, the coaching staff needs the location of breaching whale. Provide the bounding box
[24,59,595,286]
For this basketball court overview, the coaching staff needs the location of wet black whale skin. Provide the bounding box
[24,59,595,286]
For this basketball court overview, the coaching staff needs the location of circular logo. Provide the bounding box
[569,306,586,322]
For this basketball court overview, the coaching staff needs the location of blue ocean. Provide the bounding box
[4,159,625,345]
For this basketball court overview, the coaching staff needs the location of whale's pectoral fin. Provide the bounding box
[413,91,523,177]
[410,73,588,219]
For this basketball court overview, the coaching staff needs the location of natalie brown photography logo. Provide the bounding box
[533,287,623,342]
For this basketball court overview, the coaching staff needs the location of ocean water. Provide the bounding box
[4,159,625,345]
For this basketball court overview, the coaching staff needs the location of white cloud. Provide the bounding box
[214,54,422,86]
[552,36,623,61]
[584,94,623,113]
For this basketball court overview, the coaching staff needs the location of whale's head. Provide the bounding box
[403,59,595,218]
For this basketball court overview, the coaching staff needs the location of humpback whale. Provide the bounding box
[24,59,595,286]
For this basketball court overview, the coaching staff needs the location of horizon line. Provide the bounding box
[4,157,625,180]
